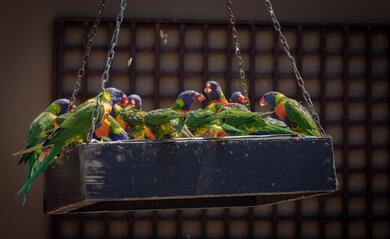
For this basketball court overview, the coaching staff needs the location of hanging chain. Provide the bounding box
[68,0,106,112]
[87,0,128,142]
[264,0,326,136]
[226,0,250,107]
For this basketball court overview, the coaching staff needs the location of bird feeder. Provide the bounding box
[44,0,338,214]
[45,136,337,214]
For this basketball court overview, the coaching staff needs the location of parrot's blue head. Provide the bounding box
[173,90,205,111]
[105,87,128,107]
[259,91,286,107]
[203,81,226,102]
[128,94,142,110]
[48,98,71,115]
[230,91,248,105]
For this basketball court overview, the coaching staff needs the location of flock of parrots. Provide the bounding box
[13,80,321,203]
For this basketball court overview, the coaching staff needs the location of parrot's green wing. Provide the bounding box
[144,108,185,126]
[186,109,217,129]
[120,108,146,125]
[45,101,106,146]
[18,112,57,164]
[284,99,321,136]
[219,103,250,112]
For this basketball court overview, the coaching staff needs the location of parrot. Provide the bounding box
[186,108,244,137]
[17,99,70,202]
[115,94,155,140]
[186,84,247,137]
[229,90,291,131]
[259,91,321,137]
[13,87,128,203]
[230,91,249,105]
[216,108,299,136]
[203,81,249,112]
[144,90,205,139]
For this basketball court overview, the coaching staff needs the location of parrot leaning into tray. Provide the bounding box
[144,90,205,139]
[203,81,249,112]
[186,83,245,137]
[114,94,156,140]
[13,87,129,203]
[259,91,321,137]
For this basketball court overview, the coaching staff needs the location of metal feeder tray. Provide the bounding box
[44,135,337,214]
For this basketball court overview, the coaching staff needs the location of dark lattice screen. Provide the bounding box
[51,18,389,239]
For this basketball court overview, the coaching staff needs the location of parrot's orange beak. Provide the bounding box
[238,95,248,104]
[259,97,267,107]
[128,99,136,109]
[118,95,128,107]
[195,93,206,103]
[204,83,212,95]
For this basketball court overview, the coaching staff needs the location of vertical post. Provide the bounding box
[249,24,256,111]
[365,25,373,239]
[223,208,230,239]
[341,25,350,239]
[127,211,134,239]
[175,210,183,239]
[154,23,161,108]
[226,24,233,95]
[53,19,65,99]
[81,21,90,101]
[178,24,185,94]
[318,26,328,239]
[294,24,303,239]
[203,24,209,85]
[200,209,208,238]
[129,22,136,93]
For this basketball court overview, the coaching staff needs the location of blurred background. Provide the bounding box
[0,0,389,238]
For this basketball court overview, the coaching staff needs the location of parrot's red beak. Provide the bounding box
[204,83,212,95]
[259,97,267,107]
[238,95,248,104]
[195,93,206,103]
[128,99,136,109]
[118,95,128,107]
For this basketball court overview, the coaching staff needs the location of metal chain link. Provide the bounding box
[226,0,250,107]
[68,0,106,112]
[264,0,326,136]
[87,0,128,142]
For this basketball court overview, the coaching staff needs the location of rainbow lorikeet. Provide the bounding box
[229,90,290,131]
[186,108,244,137]
[17,99,70,203]
[13,88,128,203]
[259,91,321,137]
[186,84,245,137]
[203,81,248,112]
[144,90,205,139]
[115,94,155,140]
[230,91,249,105]
[216,108,299,136]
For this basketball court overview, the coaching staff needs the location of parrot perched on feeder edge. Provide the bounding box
[229,90,292,131]
[186,83,245,137]
[259,91,321,137]
[144,90,205,139]
[17,99,70,200]
[115,94,156,140]
[13,87,128,203]
[203,81,249,112]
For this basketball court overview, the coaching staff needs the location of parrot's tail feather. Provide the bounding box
[12,143,47,156]
[15,181,32,205]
